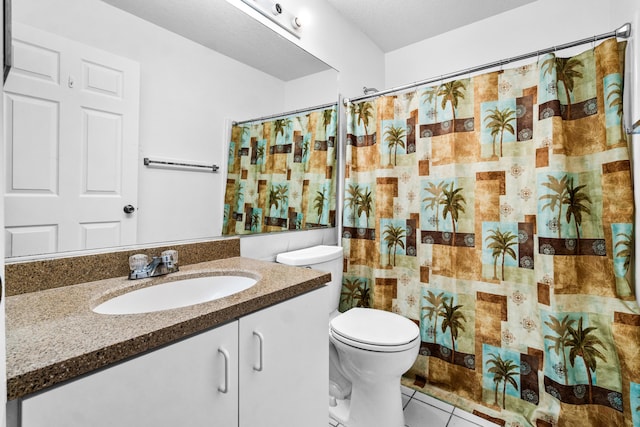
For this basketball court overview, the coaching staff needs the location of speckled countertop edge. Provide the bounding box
[5,256,330,401]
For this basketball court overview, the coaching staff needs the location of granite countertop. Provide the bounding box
[5,256,330,401]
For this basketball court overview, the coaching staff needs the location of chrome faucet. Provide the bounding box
[128,251,179,280]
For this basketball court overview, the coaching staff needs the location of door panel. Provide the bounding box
[80,221,121,250]
[5,225,57,256]
[81,60,123,98]
[82,108,122,193]
[4,24,140,257]
[11,38,60,84]
[5,93,59,193]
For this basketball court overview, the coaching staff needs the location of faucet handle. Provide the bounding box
[129,254,148,272]
[161,250,178,268]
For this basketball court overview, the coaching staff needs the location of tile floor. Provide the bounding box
[328,386,500,427]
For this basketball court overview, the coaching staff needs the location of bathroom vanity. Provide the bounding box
[5,255,330,427]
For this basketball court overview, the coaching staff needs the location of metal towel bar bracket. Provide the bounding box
[143,157,219,172]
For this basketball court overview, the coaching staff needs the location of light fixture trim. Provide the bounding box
[240,0,302,38]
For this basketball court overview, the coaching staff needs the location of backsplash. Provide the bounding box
[5,238,240,296]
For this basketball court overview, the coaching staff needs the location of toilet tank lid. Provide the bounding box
[276,245,343,266]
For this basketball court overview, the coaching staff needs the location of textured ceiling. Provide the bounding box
[326,0,537,52]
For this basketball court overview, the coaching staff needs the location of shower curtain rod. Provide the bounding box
[233,101,338,125]
[343,22,631,105]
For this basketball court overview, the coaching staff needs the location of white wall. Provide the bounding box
[286,0,384,99]
[385,0,626,87]
[284,68,339,112]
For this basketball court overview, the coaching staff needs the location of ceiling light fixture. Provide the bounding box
[241,0,302,38]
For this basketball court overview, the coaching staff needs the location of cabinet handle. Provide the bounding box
[253,331,264,372]
[218,348,230,393]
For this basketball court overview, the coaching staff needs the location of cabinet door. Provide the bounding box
[21,321,238,427]
[239,287,328,427]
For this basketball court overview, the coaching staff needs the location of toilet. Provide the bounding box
[276,245,420,427]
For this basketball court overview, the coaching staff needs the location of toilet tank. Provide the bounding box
[276,245,343,314]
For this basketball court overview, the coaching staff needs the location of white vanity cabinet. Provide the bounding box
[17,287,328,427]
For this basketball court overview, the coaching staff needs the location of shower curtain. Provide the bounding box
[341,39,640,426]
[223,104,337,235]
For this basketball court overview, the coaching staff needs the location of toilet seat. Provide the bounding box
[330,308,420,352]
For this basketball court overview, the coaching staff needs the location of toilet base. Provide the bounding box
[328,381,406,427]
[328,395,350,425]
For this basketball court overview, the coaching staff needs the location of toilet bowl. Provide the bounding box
[330,307,420,427]
[276,246,420,427]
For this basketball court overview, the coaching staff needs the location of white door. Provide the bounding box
[3,23,140,257]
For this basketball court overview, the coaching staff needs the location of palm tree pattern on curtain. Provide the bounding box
[222,105,337,235]
[341,39,639,426]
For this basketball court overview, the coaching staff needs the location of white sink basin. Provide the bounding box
[93,275,257,315]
